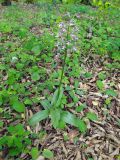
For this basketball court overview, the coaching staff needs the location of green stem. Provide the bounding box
[58,26,69,95]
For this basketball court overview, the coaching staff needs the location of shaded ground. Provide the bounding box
[26,56,120,160]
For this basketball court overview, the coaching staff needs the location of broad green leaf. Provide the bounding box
[29,110,49,126]
[6,136,14,147]
[31,72,40,81]
[86,112,98,121]
[32,45,41,55]
[12,100,25,113]
[69,90,79,103]
[0,22,12,33]
[9,148,21,156]
[58,119,66,129]
[51,89,59,106]
[76,90,85,96]
[76,104,86,112]
[24,98,33,105]
[0,136,7,146]
[40,99,51,109]
[31,147,39,160]
[18,28,27,38]
[14,124,25,136]
[112,52,120,61]
[105,89,117,97]
[14,137,23,149]
[76,119,87,133]
[0,121,4,128]
[83,72,93,79]
[0,64,6,70]
[10,96,18,104]
[61,111,87,132]
[8,124,25,136]
[62,111,77,126]
[0,108,3,113]
[96,80,104,90]
[7,75,16,85]
[42,149,54,159]
[98,72,106,80]
[50,109,61,128]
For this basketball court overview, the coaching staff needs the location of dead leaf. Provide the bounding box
[68,130,79,143]
[36,156,45,160]
[92,101,99,106]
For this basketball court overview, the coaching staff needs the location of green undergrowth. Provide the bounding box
[0,2,120,159]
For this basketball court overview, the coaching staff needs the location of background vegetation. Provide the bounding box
[0,0,120,159]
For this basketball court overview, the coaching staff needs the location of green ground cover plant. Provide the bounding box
[0,0,120,159]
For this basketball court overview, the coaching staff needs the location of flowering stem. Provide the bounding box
[58,26,69,95]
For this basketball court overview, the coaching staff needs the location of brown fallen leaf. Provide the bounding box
[79,82,90,90]
[92,101,99,106]
[75,151,81,160]
[36,156,45,160]
[68,130,79,143]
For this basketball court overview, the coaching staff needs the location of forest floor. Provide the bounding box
[0,2,120,160]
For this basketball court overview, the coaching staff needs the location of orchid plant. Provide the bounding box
[29,13,87,133]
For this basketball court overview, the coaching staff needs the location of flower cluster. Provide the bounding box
[55,13,79,56]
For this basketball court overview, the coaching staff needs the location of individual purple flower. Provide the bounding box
[70,34,78,41]
[59,22,66,29]
[72,47,77,52]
